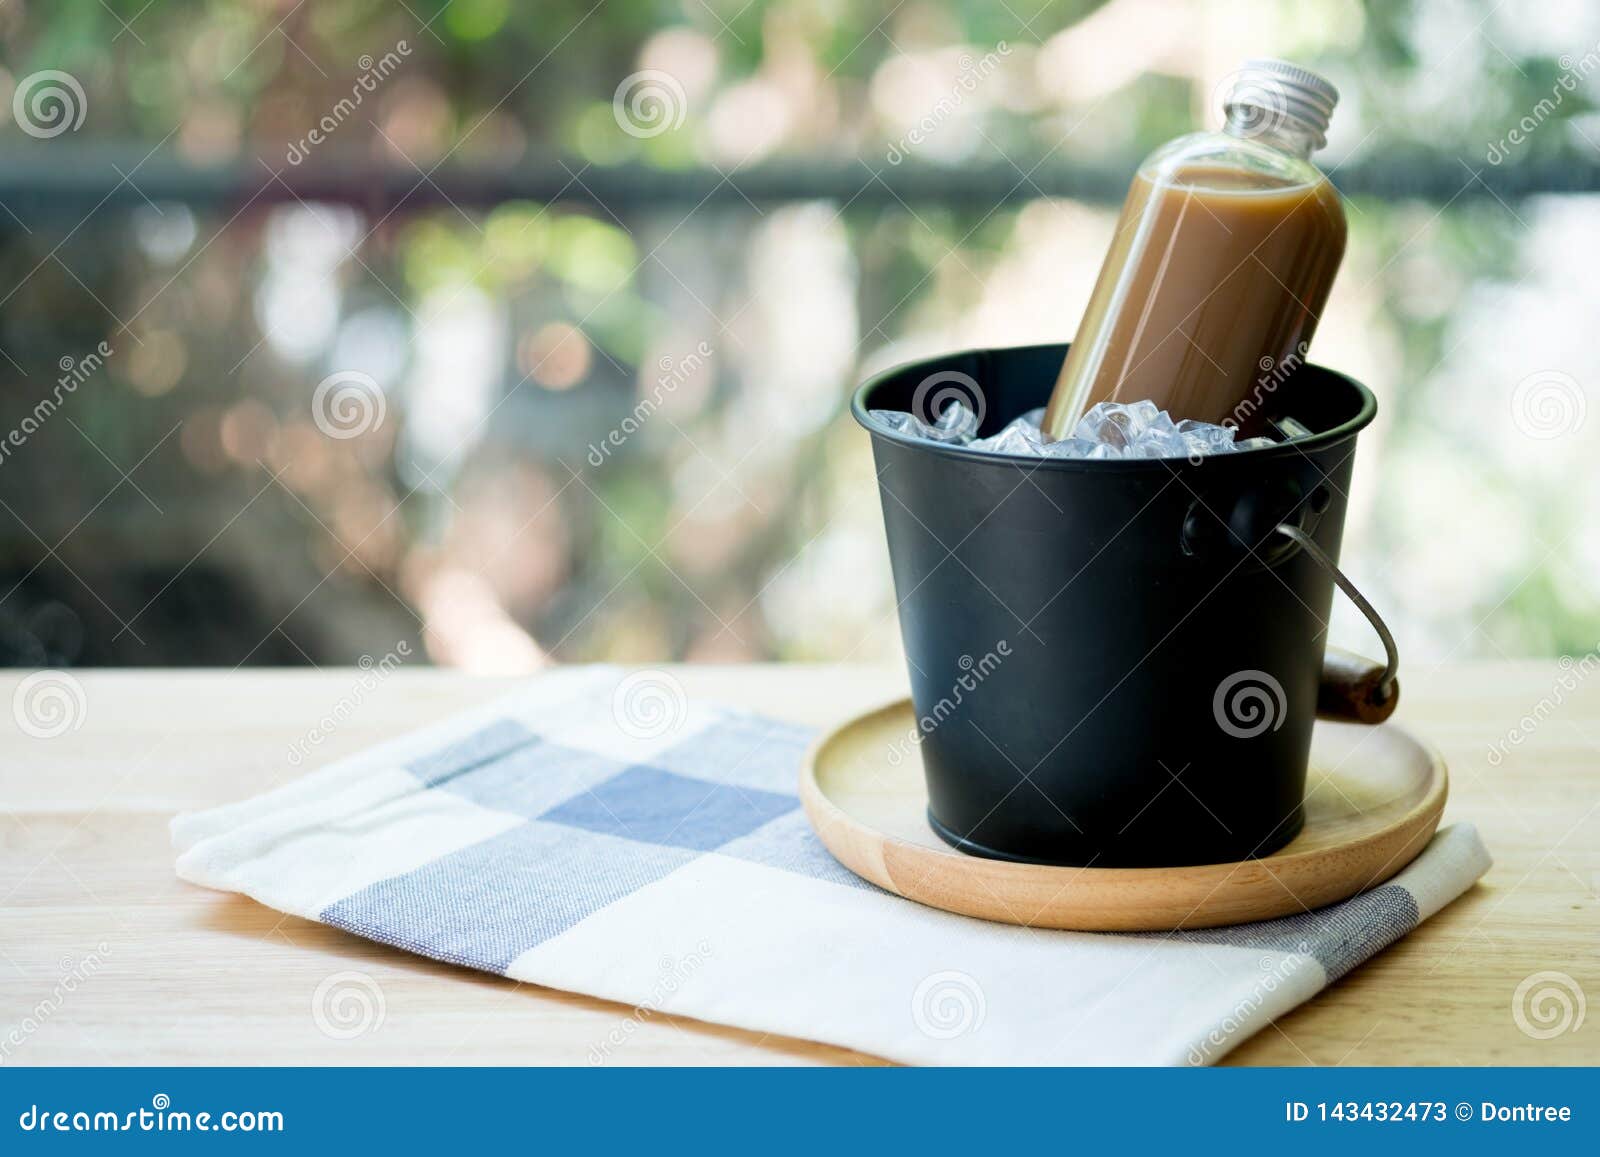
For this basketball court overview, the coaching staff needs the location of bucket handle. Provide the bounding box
[1274,523,1400,725]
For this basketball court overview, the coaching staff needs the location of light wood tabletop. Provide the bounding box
[0,663,1595,1066]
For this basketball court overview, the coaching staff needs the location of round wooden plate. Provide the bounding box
[799,699,1448,931]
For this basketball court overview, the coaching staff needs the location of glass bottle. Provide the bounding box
[1042,60,1347,438]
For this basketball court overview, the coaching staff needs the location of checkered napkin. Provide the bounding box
[173,666,1491,1066]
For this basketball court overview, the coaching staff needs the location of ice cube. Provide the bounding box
[869,410,931,438]
[972,419,1046,456]
[1176,419,1237,456]
[1073,400,1159,448]
[1143,411,1178,439]
[1039,437,1099,459]
[1130,429,1190,458]
[1073,411,1128,448]
[872,401,1253,462]
[928,400,979,443]
[1125,399,1160,428]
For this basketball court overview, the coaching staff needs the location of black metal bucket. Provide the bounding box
[853,342,1397,868]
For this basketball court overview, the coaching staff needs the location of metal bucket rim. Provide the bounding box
[849,341,1378,473]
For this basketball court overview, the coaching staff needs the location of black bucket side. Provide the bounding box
[856,343,1375,867]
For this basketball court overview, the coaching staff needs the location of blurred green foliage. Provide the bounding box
[0,0,1596,668]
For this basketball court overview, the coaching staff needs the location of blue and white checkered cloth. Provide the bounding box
[173,666,1491,1065]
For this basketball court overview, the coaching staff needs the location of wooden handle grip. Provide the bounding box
[1317,645,1399,724]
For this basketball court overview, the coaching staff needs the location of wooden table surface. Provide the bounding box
[1,663,1595,1066]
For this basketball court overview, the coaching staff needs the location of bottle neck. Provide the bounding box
[1224,108,1320,159]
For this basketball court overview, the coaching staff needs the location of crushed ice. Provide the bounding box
[869,399,1278,460]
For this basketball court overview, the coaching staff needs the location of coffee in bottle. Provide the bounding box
[1043,60,1347,438]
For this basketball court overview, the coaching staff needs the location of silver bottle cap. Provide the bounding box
[1224,59,1339,150]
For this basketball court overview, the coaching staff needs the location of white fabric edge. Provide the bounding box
[170,664,618,854]
[1196,822,1491,1066]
